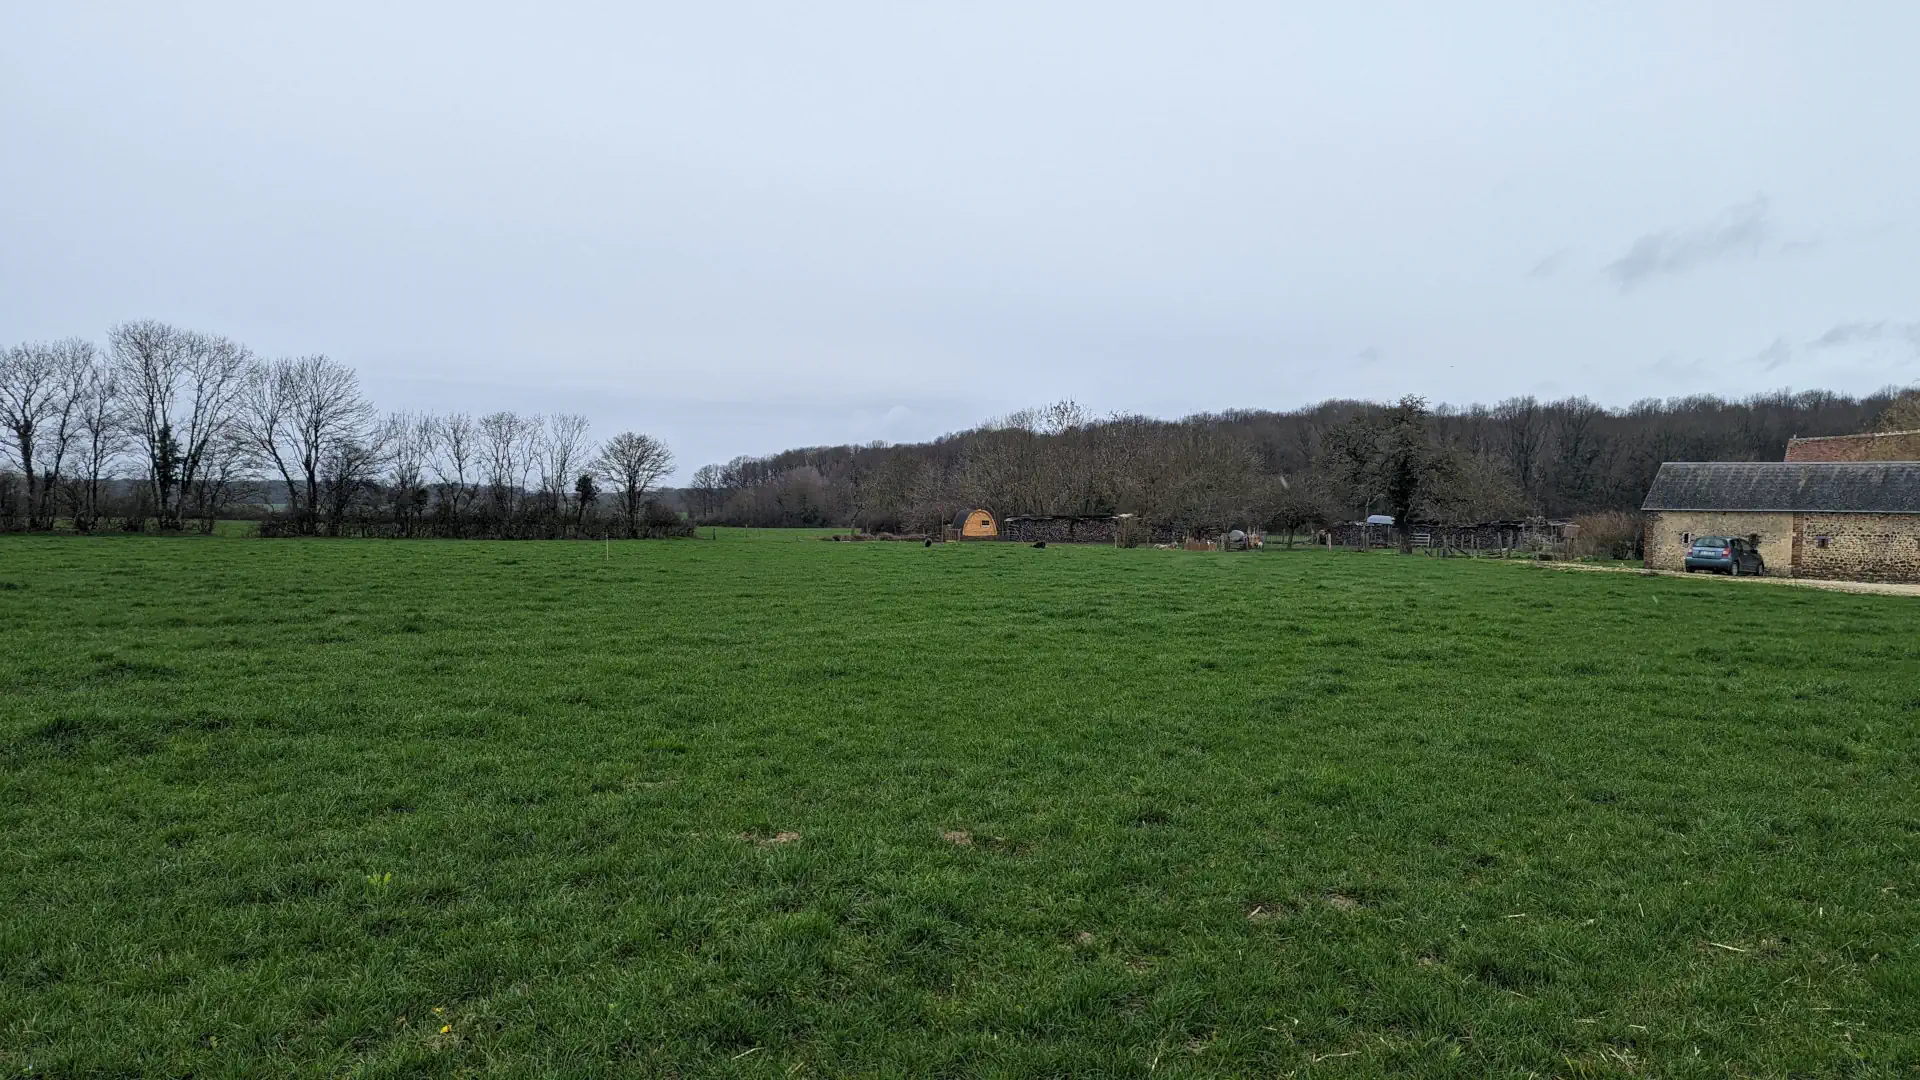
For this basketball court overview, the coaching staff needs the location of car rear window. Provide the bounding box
[1691,537,1729,548]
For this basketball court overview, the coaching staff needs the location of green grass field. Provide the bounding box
[2,534,1916,1077]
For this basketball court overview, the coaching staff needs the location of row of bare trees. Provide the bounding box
[1,321,678,537]
[688,387,1919,541]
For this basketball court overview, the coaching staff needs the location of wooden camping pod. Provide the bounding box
[951,508,998,539]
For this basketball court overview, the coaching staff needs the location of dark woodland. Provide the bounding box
[691,390,1920,537]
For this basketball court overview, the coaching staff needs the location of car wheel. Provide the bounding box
[1755,559,1766,576]
[1729,562,1740,577]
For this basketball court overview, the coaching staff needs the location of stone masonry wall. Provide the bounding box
[1644,510,1793,573]
[1791,513,1920,583]
[1784,430,1920,462]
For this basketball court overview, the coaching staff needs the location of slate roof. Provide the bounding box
[1641,462,1920,513]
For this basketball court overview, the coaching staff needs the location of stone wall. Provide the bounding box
[1643,510,1793,573]
[1791,513,1920,582]
[1784,430,1920,462]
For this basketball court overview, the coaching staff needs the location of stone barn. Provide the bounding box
[1641,461,1920,582]
[949,508,998,539]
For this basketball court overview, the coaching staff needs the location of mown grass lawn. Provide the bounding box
[2,534,1916,1077]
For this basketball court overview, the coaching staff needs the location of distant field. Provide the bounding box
[2,534,1916,1076]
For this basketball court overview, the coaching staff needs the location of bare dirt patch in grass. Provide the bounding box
[742,830,801,846]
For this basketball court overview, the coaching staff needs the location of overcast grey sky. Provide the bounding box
[4,3,1918,476]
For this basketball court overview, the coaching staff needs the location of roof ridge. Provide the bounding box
[1787,429,1920,442]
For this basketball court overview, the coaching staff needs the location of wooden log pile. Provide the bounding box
[1000,515,1192,544]
[1326,519,1573,553]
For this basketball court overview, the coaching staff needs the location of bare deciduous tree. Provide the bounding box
[320,429,392,531]
[594,431,673,535]
[1267,475,1331,548]
[1,341,62,527]
[479,410,528,516]
[174,333,254,529]
[241,355,374,532]
[110,320,187,523]
[1494,396,1546,501]
[541,413,592,521]
[33,340,101,528]
[68,354,124,530]
[113,317,186,522]
[110,322,251,528]
[515,413,546,511]
[240,361,296,520]
[184,429,251,530]
[428,412,478,515]
[386,412,434,526]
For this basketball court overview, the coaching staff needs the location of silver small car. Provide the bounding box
[1684,535,1765,576]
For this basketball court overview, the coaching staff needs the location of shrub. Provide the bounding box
[1569,511,1642,560]
[641,499,682,528]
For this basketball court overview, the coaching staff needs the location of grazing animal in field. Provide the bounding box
[924,538,933,547]
[1032,541,1047,549]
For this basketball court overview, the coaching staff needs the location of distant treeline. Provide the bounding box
[1,322,682,538]
[11,324,1916,543]
[687,390,1920,537]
